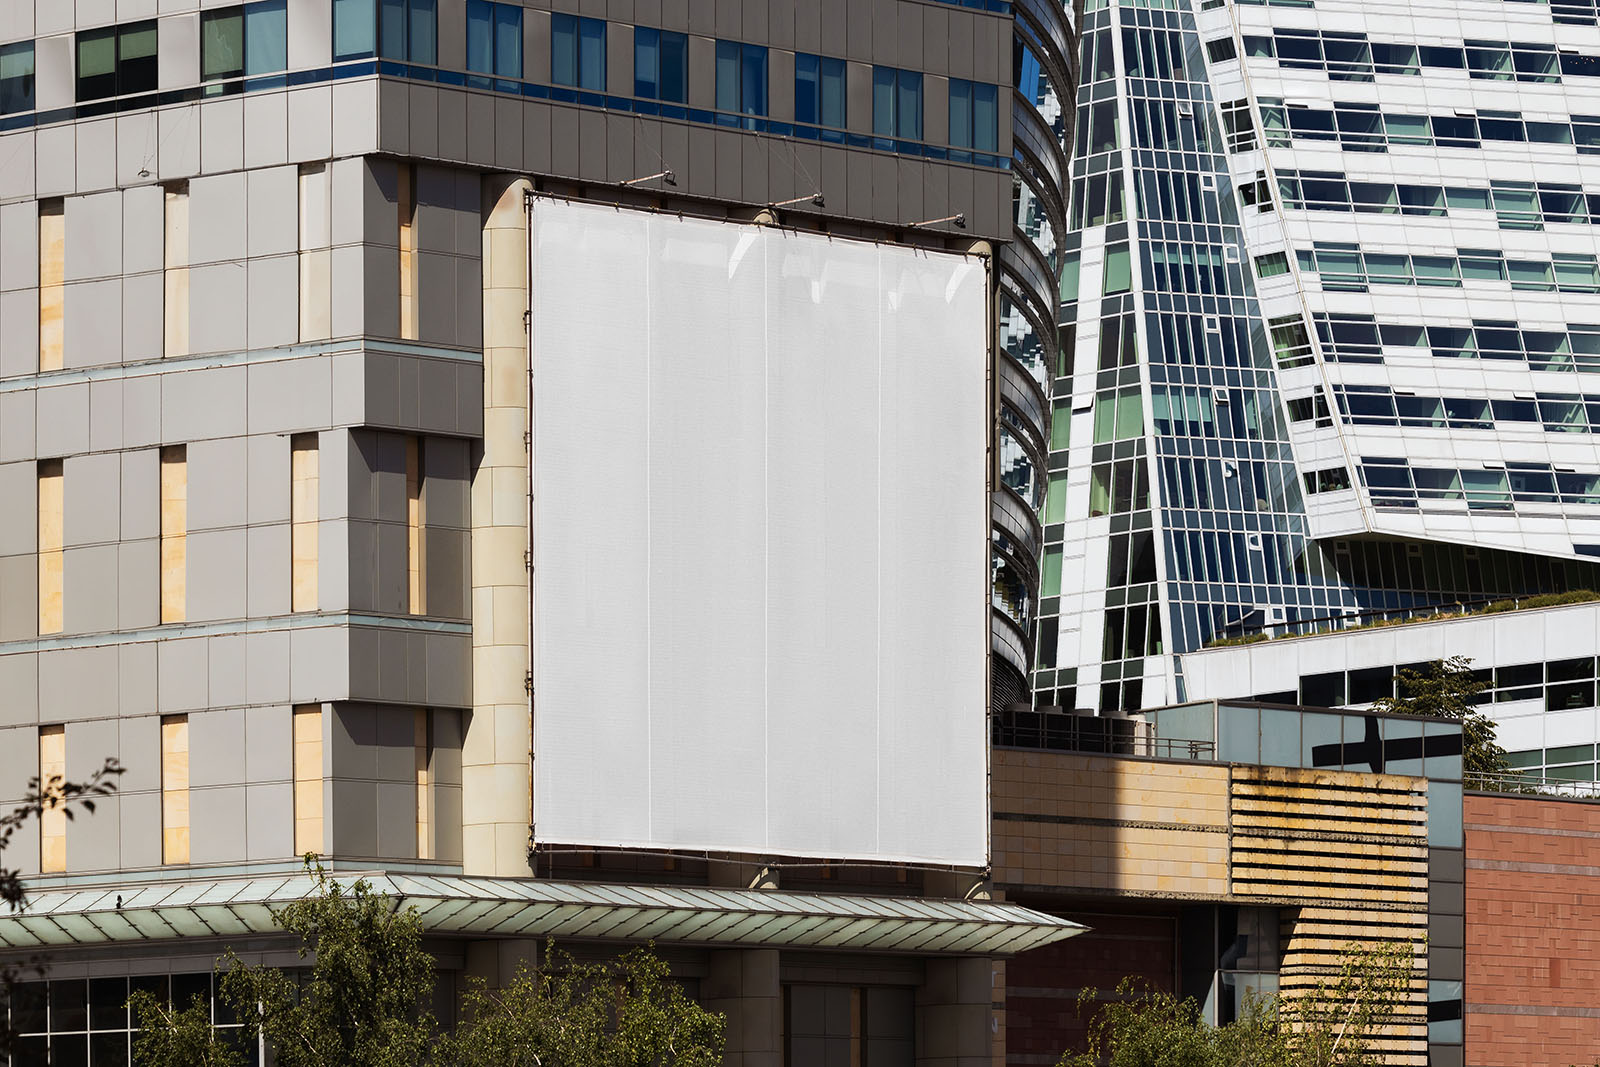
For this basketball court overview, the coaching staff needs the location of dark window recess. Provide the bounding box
[1300,671,1347,707]
[636,27,688,103]
[794,52,845,129]
[0,41,35,114]
[76,21,158,106]
[1348,666,1394,703]
[1205,36,1238,63]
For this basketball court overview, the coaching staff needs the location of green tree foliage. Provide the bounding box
[130,861,725,1067]
[1369,655,1510,780]
[1059,940,1414,1067]
[435,946,726,1067]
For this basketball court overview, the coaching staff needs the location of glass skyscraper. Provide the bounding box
[1034,0,1600,730]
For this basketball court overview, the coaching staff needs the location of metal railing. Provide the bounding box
[1206,593,1600,647]
[1467,770,1600,798]
[993,709,1218,761]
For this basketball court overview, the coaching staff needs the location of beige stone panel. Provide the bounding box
[160,447,186,623]
[406,436,424,614]
[163,184,189,358]
[398,164,418,340]
[290,435,319,612]
[38,202,64,371]
[415,708,431,860]
[297,164,331,341]
[292,704,324,855]
[160,714,189,864]
[39,725,65,873]
[37,461,64,636]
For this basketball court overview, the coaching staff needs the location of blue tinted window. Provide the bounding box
[374,0,432,62]
[468,0,520,78]
[949,77,972,147]
[0,42,33,114]
[873,66,923,139]
[333,0,376,60]
[244,0,289,74]
[552,13,603,88]
[715,40,768,126]
[635,27,687,102]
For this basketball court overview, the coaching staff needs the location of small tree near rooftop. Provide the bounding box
[1369,655,1510,781]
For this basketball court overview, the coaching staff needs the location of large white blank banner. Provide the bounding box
[530,198,989,866]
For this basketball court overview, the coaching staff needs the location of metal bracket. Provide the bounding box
[524,671,534,695]
[522,309,532,332]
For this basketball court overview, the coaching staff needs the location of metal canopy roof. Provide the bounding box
[0,873,1081,957]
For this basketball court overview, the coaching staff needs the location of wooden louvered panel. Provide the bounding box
[1230,768,1431,1067]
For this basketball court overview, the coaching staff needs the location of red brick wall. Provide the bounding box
[1465,793,1600,1067]
[1006,912,1175,1066]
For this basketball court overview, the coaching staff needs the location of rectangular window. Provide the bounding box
[635,27,688,103]
[415,709,432,860]
[0,42,35,114]
[1254,251,1289,278]
[794,53,846,130]
[948,78,998,152]
[76,21,158,104]
[163,183,189,358]
[160,446,186,624]
[293,705,324,856]
[37,460,63,637]
[1102,244,1132,294]
[291,434,320,612]
[161,715,189,865]
[716,40,769,126]
[333,0,376,60]
[201,0,288,92]
[873,66,922,140]
[381,0,437,63]
[467,0,522,80]
[407,436,425,615]
[39,726,65,874]
[552,13,605,91]
[38,200,63,373]
[398,164,417,340]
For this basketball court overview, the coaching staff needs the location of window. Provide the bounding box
[1206,36,1238,63]
[1220,99,1256,151]
[334,0,435,63]
[872,66,922,140]
[37,460,63,637]
[1102,244,1131,294]
[467,0,521,81]
[794,52,844,129]
[415,710,432,859]
[635,27,688,103]
[552,14,605,91]
[949,78,998,153]
[201,0,288,92]
[1254,251,1289,278]
[0,42,35,114]
[76,21,158,104]
[381,0,436,63]
[161,715,189,865]
[716,41,768,126]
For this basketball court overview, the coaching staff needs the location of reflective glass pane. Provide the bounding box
[332,0,376,60]
[201,11,244,80]
[245,0,289,74]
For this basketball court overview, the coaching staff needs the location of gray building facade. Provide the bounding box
[0,0,1080,1063]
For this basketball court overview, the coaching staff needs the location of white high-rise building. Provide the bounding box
[1030,0,1600,780]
